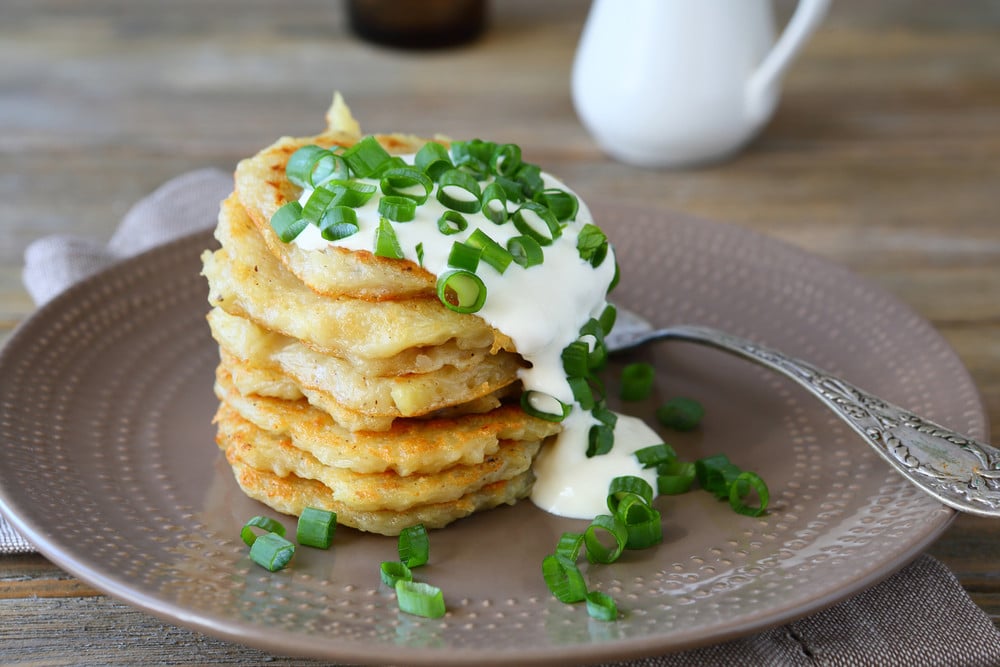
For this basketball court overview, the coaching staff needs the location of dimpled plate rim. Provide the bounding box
[0,204,985,665]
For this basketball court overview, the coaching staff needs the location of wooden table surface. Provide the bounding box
[2,0,998,663]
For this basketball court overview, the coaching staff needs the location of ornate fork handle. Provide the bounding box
[623,324,1000,517]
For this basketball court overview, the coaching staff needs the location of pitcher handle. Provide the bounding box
[746,0,830,122]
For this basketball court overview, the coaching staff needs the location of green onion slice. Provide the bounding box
[465,228,513,274]
[415,141,453,181]
[491,143,522,177]
[615,493,663,549]
[319,206,359,241]
[341,136,392,178]
[567,376,596,411]
[481,182,509,224]
[296,507,337,549]
[541,553,587,603]
[607,476,654,512]
[270,202,307,243]
[514,163,545,198]
[415,242,425,266]
[620,362,656,401]
[513,202,561,246]
[380,167,433,204]
[374,217,405,260]
[378,195,417,222]
[520,390,571,422]
[658,461,696,496]
[301,186,337,223]
[241,515,285,547]
[694,454,731,487]
[436,169,482,213]
[656,397,705,431]
[585,591,619,622]
[584,514,628,564]
[555,532,585,561]
[493,175,525,202]
[507,235,544,268]
[325,179,377,208]
[577,223,609,268]
[634,443,677,469]
[248,532,295,572]
[534,188,579,222]
[398,524,430,568]
[436,269,487,314]
[380,560,413,588]
[395,580,446,619]
[447,241,482,272]
[729,471,769,516]
[437,210,468,235]
[286,145,348,187]
[598,304,617,337]
[706,462,745,499]
[561,340,591,378]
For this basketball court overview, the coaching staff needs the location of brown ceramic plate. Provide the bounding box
[0,205,984,665]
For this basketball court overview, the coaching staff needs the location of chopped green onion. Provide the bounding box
[374,155,408,177]
[634,443,677,469]
[296,507,337,549]
[534,188,579,222]
[694,454,731,487]
[436,269,487,313]
[325,179,378,208]
[585,591,619,621]
[380,560,413,587]
[248,532,295,572]
[398,524,430,568]
[577,223,609,268]
[415,242,425,266]
[378,195,417,222]
[481,182,509,224]
[436,169,482,213]
[436,210,468,235]
[513,202,561,246]
[415,141,453,180]
[319,206,359,241]
[451,139,496,179]
[241,515,285,547]
[286,145,348,188]
[520,390,571,422]
[490,143,522,177]
[656,397,705,431]
[380,167,433,204]
[607,476,654,512]
[658,461,696,495]
[514,163,545,198]
[584,514,627,564]
[729,471,769,516]
[578,318,608,372]
[620,362,656,401]
[587,406,617,457]
[270,202,307,243]
[374,217,405,259]
[541,553,587,603]
[447,241,482,272]
[395,580,446,619]
[506,235,544,268]
[465,228,513,274]
[614,493,663,549]
[567,376,596,411]
[598,304,617,337]
[341,136,392,178]
[608,259,621,294]
[704,461,744,499]
[555,532,585,561]
[561,340,591,378]
[493,175,525,202]
[301,186,337,223]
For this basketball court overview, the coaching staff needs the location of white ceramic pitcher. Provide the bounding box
[572,0,830,168]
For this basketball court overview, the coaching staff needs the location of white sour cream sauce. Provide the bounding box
[294,153,652,518]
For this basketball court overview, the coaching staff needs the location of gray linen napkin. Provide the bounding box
[7,171,1000,665]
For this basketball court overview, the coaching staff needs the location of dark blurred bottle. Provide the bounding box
[347,0,487,49]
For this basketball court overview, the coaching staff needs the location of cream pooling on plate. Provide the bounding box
[293,149,643,518]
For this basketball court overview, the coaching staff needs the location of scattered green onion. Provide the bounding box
[634,443,678,469]
[436,210,468,235]
[514,163,545,198]
[301,186,337,223]
[447,241,482,272]
[614,493,662,549]
[490,143,522,177]
[378,195,417,222]
[296,507,337,549]
[481,182,509,225]
[607,476,654,512]
[567,376,596,411]
[380,560,413,587]
[436,169,482,213]
[598,304,617,337]
[415,241,425,266]
[374,217,405,259]
[270,202,307,242]
[341,136,392,178]
[534,188,578,222]
[465,228,512,274]
[729,471,770,517]
[248,532,295,572]
[586,405,617,457]
[656,397,705,431]
[520,390,571,422]
[555,532,585,561]
[513,202,561,246]
[287,145,347,188]
[657,461,696,496]
[380,167,433,204]
[506,235,544,268]
[584,514,627,564]
[241,515,285,547]
[585,591,619,621]
[436,269,487,313]
[398,524,430,568]
[493,175,525,202]
[318,206,359,241]
[577,223,609,268]
[578,318,608,372]
[415,141,453,180]
[541,553,587,603]
[325,179,378,208]
[561,340,591,378]
[395,580,446,619]
[620,362,656,401]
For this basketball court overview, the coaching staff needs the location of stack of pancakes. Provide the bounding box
[201,96,561,535]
